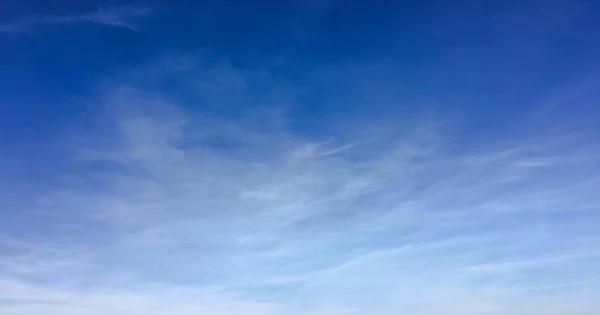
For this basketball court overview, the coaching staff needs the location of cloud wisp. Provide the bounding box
[1,59,599,315]
[0,6,151,33]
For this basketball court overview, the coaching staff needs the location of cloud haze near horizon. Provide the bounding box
[1,1,600,314]
[1,57,599,315]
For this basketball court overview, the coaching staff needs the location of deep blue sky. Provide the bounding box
[2,0,599,174]
[1,1,600,314]
[3,0,599,131]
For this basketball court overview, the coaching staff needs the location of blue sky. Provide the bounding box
[1,0,600,314]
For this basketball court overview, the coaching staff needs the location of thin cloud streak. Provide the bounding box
[0,6,151,33]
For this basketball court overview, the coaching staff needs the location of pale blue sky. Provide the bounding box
[1,1,600,314]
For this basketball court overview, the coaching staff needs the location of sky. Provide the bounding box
[1,0,600,314]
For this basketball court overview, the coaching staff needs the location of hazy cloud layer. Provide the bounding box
[1,58,599,315]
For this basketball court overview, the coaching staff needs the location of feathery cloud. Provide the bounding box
[1,57,599,314]
[0,6,150,33]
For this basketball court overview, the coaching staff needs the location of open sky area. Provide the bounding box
[1,0,600,314]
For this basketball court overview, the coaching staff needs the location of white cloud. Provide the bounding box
[0,6,150,33]
[2,57,600,314]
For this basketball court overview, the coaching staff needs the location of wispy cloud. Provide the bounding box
[1,57,600,314]
[0,6,151,33]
